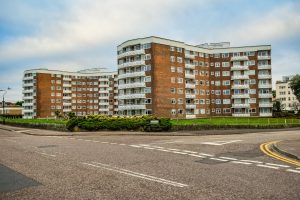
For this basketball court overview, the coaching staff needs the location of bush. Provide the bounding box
[66,115,172,132]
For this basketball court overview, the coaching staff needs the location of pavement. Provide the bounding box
[1,127,300,199]
[273,139,300,161]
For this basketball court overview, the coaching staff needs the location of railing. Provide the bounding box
[118,82,146,89]
[258,65,271,70]
[232,94,250,99]
[118,60,145,69]
[185,73,195,79]
[118,71,145,79]
[258,93,272,98]
[117,49,145,59]
[230,56,249,61]
[258,84,272,88]
[231,66,249,71]
[185,83,196,89]
[231,75,249,80]
[258,55,271,60]
[185,54,195,59]
[185,63,195,69]
[232,103,250,108]
[118,93,146,99]
[186,104,196,109]
[259,103,273,107]
[258,74,272,79]
[231,84,249,89]
[185,94,196,99]
[118,104,146,110]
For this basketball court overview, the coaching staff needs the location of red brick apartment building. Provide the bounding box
[22,68,118,119]
[117,36,272,119]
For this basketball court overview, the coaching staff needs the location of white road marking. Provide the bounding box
[36,152,56,157]
[240,160,263,164]
[210,158,228,162]
[188,154,205,158]
[3,139,18,143]
[110,143,117,145]
[296,167,300,170]
[219,157,238,161]
[156,149,175,153]
[82,162,188,187]
[15,129,32,133]
[286,169,300,174]
[143,147,156,150]
[150,146,164,149]
[167,148,180,151]
[265,163,290,168]
[201,140,242,146]
[172,151,187,155]
[257,164,279,169]
[102,142,108,144]
[231,161,252,165]
[119,144,126,146]
[129,145,142,148]
[182,150,198,154]
[199,153,214,157]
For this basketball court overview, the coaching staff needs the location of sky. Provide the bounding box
[1,0,300,102]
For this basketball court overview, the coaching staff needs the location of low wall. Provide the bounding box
[0,121,68,132]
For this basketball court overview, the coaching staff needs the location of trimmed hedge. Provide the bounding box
[66,115,172,132]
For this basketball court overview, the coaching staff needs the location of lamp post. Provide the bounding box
[0,87,11,123]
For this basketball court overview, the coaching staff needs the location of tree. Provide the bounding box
[273,99,285,112]
[67,112,76,119]
[15,101,23,106]
[54,110,61,119]
[272,90,276,98]
[290,74,300,102]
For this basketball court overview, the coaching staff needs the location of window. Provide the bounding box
[144,87,151,93]
[171,98,176,104]
[222,53,229,58]
[177,78,183,84]
[171,109,176,115]
[177,88,183,94]
[143,65,151,71]
[143,43,151,49]
[177,67,183,73]
[223,108,231,113]
[216,99,221,104]
[210,63,214,67]
[56,80,61,84]
[206,99,210,104]
[215,81,221,86]
[222,71,230,76]
[215,71,220,77]
[170,88,176,93]
[144,54,151,60]
[215,90,221,95]
[177,47,182,53]
[171,66,176,72]
[171,77,176,83]
[216,108,221,114]
[223,80,230,86]
[178,98,183,104]
[223,99,231,104]
[214,54,220,58]
[170,56,175,62]
[223,89,230,95]
[250,89,256,94]
[170,46,175,51]
[177,57,182,63]
[250,79,256,84]
[145,76,151,82]
[215,62,220,67]
[222,62,230,67]
[200,99,205,104]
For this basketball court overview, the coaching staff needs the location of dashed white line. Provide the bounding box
[167,148,180,151]
[82,162,188,187]
[36,152,56,157]
[129,145,142,148]
[182,150,198,154]
[156,149,175,153]
[286,169,300,174]
[231,161,252,165]
[119,144,126,146]
[110,143,117,145]
[240,160,263,164]
[256,164,279,169]
[188,154,205,158]
[210,158,228,162]
[219,157,238,161]
[265,163,290,168]
[199,153,214,157]
[143,147,156,150]
[172,151,187,155]
[102,142,108,144]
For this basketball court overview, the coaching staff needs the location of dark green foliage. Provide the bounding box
[290,74,300,102]
[66,115,172,132]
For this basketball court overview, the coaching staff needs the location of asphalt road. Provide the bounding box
[0,128,299,200]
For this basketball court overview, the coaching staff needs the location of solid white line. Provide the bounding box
[15,129,32,133]
[286,169,300,174]
[92,140,99,143]
[231,161,252,165]
[36,152,56,157]
[83,162,188,187]
[265,163,290,168]
[210,158,228,162]
[240,160,263,164]
[219,157,238,161]
[188,154,205,158]
[171,151,187,155]
[256,164,279,169]
[199,153,214,157]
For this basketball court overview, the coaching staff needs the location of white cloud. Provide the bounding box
[219,4,300,45]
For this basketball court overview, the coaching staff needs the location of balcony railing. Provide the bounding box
[185,54,195,59]
[118,82,146,89]
[231,66,249,71]
[232,103,250,108]
[186,104,196,109]
[185,83,196,89]
[231,84,249,89]
[232,94,250,99]
[257,55,271,60]
[118,104,146,110]
[185,63,195,69]
[118,60,145,69]
[258,65,271,70]
[258,93,272,98]
[185,73,195,79]
[259,103,273,107]
[232,113,250,117]
[258,84,272,88]
[230,56,249,61]
[117,49,145,59]
[231,75,249,80]
[118,71,145,79]
[118,93,146,99]
[185,94,196,99]
[258,74,272,79]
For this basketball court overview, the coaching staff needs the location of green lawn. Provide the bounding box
[171,117,300,125]
[0,118,67,125]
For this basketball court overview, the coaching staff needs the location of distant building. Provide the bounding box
[22,68,118,119]
[276,76,300,112]
[117,36,272,118]
[0,102,23,116]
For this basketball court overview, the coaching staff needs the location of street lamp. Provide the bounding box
[0,87,11,123]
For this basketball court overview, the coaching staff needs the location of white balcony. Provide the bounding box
[185,54,195,59]
[231,84,249,89]
[185,63,195,69]
[232,103,250,108]
[99,90,109,93]
[231,66,249,71]
[63,83,71,87]
[118,49,145,59]
[23,96,33,100]
[118,71,145,79]
[231,75,249,80]
[185,73,195,79]
[118,60,145,69]
[232,94,250,99]
[63,102,72,106]
[118,82,146,89]
[185,83,196,89]
[22,82,34,87]
[258,55,271,60]
[63,77,72,81]
[185,94,196,99]
[63,109,72,112]
[186,104,196,109]
[99,96,109,99]
[118,104,146,111]
[118,93,146,100]
[63,96,72,100]
[23,102,34,107]
[259,103,273,107]
[259,113,272,117]
[258,65,271,70]
[232,113,250,117]
[63,90,72,94]
[99,108,109,112]
[230,56,249,61]
[23,76,35,81]
[99,78,109,81]
[22,108,34,113]
[99,102,109,106]
[23,89,34,94]
[259,93,272,98]
[99,84,109,88]
[258,84,272,89]
[186,114,196,119]
[258,74,272,79]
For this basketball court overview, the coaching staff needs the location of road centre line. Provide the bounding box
[286,169,300,174]
[188,154,205,158]
[199,153,214,157]
[256,164,279,169]
[219,157,238,161]
[210,158,228,162]
[265,163,290,168]
[240,160,263,164]
[82,162,188,188]
[231,161,252,165]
